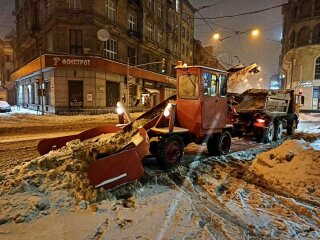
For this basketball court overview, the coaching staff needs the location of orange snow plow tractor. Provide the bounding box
[37,65,233,190]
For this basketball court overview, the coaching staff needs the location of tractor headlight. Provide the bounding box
[163,103,172,117]
[116,102,124,115]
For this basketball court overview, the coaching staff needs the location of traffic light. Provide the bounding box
[161,58,166,73]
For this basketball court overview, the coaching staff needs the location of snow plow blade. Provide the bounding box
[87,128,149,190]
[37,124,122,155]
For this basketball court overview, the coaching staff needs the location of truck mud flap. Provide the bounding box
[87,128,150,190]
[37,124,122,155]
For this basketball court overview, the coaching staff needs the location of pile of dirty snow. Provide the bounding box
[250,139,320,203]
[0,124,144,224]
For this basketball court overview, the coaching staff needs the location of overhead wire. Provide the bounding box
[195,0,299,20]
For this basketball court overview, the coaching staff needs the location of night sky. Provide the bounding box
[190,0,287,87]
[0,0,285,86]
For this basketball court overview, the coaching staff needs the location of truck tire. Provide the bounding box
[157,135,184,169]
[287,119,297,135]
[274,121,283,140]
[254,127,264,143]
[207,131,231,156]
[264,123,275,143]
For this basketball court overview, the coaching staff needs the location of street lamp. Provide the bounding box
[251,28,260,38]
[213,33,220,41]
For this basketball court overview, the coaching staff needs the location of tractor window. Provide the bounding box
[219,74,228,97]
[178,74,199,99]
[202,72,217,96]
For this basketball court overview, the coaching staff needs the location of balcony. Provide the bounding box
[127,30,141,39]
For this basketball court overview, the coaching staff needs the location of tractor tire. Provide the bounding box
[207,131,232,156]
[157,135,184,169]
[274,121,283,140]
[149,141,159,158]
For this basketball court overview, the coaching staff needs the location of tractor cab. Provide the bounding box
[175,65,230,138]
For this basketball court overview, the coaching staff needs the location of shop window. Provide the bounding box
[297,27,310,46]
[299,0,312,19]
[315,57,320,79]
[313,86,320,98]
[31,84,35,104]
[69,29,83,54]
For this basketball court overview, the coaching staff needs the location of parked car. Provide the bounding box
[0,100,11,112]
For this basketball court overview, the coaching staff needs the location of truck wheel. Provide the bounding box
[264,123,275,143]
[157,136,184,169]
[287,120,297,135]
[254,127,264,143]
[274,121,283,140]
[207,131,231,156]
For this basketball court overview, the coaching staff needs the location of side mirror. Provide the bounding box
[301,96,305,105]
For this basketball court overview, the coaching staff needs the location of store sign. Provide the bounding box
[299,81,312,87]
[53,57,91,66]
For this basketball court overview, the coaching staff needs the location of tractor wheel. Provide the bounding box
[274,121,283,140]
[207,131,232,156]
[149,141,159,158]
[287,119,297,135]
[157,136,184,169]
[264,123,275,143]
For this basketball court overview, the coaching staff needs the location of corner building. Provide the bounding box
[281,0,320,110]
[12,0,194,114]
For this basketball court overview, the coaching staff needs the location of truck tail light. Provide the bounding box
[256,118,265,123]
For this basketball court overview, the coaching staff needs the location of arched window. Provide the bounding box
[297,27,311,46]
[299,0,312,19]
[289,31,295,48]
[315,57,320,79]
[313,24,320,44]
[315,0,320,16]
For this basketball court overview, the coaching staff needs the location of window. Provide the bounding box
[313,25,320,44]
[175,0,180,12]
[31,84,35,104]
[178,74,199,99]
[148,0,153,11]
[313,86,320,98]
[158,3,162,18]
[219,75,228,97]
[315,0,320,15]
[186,30,189,41]
[128,14,136,32]
[297,27,310,46]
[289,31,295,48]
[157,31,163,44]
[147,23,153,39]
[202,72,217,96]
[315,57,320,79]
[105,0,115,21]
[128,47,136,64]
[105,39,117,59]
[69,29,83,54]
[299,0,312,19]
[47,32,53,52]
[67,0,81,10]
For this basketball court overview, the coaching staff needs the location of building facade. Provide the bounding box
[0,36,15,103]
[281,0,320,110]
[12,0,194,113]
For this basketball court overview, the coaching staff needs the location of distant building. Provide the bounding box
[0,33,15,103]
[192,42,226,70]
[12,0,195,113]
[281,0,320,110]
